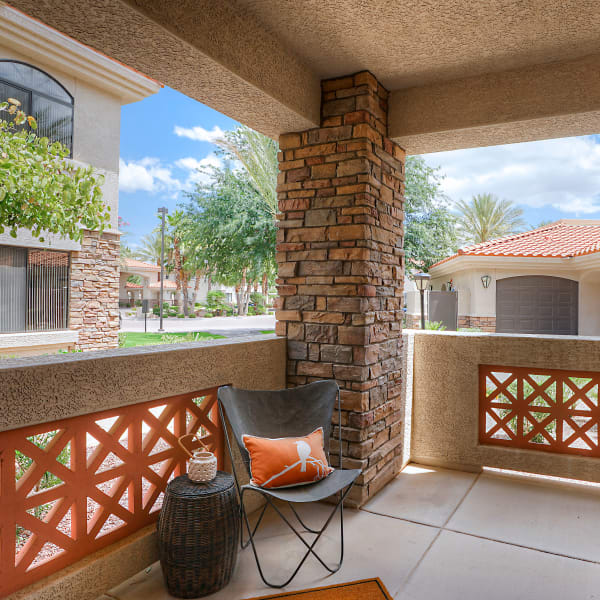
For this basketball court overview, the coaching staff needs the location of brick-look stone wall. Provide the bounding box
[404,313,421,329]
[275,71,406,506]
[458,315,496,332]
[69,230,120,351]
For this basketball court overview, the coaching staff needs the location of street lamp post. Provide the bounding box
[157,207,168,333]
[414,272,431,330]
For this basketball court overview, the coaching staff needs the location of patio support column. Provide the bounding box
[275,71,406,506]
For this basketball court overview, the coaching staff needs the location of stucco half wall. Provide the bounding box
[408,331,600,483]
[2,336,285,600]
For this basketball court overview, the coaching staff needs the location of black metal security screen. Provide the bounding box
[0,246,69,333]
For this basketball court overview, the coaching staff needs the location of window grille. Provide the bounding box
[0,246,69,333]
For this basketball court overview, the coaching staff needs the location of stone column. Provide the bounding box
[275,71,405,506]
[69,230,120,351]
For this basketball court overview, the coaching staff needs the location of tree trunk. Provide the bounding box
[173,239,182,311]
[238,268,247,315]
[262,272,268,303]
[193,270,201,307]
[235,282,243,316]
[243,280,252,316]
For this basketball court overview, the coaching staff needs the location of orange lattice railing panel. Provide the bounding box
[479,365,600,457]
[0,388,223,597]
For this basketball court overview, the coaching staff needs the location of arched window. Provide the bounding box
[0,60,74,153]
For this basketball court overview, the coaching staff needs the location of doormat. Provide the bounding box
[242,578,392,600]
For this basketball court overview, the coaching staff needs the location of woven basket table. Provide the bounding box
[158,472,240,598]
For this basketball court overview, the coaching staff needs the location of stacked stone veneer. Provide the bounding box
[69,230,120,351]
[458,315,496,332]
[275,71,406,506]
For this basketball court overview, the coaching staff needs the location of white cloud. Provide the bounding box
[173,125,225,143]
[119,157,181,194]
[423,135,600,216]
[175,153,224,188]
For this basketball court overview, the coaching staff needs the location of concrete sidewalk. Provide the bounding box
[119,313,276,337]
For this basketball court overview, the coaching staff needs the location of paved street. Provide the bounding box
[119,312,276,337]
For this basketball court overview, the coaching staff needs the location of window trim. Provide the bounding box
[0,59,74,153]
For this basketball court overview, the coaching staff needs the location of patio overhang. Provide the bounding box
[8,0,600,154]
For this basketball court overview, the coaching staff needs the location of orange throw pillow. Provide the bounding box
[242,428,334,489]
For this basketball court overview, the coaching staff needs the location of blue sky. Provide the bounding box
[119,87,239,243]
[119,87,600,245]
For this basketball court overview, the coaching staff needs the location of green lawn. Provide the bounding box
[120,331,225,348]
[260,330,276,334]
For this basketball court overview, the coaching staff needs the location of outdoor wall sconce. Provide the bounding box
[413,272,431,330]
[481,274,492,289]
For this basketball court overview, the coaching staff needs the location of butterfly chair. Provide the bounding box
[218,381,360,588]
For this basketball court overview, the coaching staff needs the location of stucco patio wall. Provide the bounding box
[408,330,600,482]
[2,335,285,600]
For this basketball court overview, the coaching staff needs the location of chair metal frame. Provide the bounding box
[218,381,359,588]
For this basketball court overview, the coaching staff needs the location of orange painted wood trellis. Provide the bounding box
[479,365,600,457]
[0,388,223,597]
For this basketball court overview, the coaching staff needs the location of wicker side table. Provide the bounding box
[158,472,240,598]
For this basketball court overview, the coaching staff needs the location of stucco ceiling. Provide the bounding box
[232,0,600,90]
[6,0,600,153]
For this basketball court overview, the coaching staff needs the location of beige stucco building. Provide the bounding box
[427,220,600,336]
[119,258,238,311]
[0,6,160,356]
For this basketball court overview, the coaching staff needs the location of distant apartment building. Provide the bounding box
[0,6,160,355]
[119,258,236,308]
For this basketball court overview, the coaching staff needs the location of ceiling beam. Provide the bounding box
[389,54,600,154]
[6,0,321,137]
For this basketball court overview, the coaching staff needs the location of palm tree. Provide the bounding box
[455,193,525,245]
[216,125,278,217]
[133,230,163,265]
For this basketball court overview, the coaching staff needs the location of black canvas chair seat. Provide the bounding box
[241,468,360,503]
[218,381,360,588]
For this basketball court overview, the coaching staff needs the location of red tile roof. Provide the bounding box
[149,280,177,289]
[122,258,161,271]
[125,282,144,289]
[432,220,600,268]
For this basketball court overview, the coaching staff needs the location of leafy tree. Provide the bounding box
[216,126,278,297]
[404,156,459,270]
[455,193,525,245]
[0,98,108,242]
[182,165,276,315]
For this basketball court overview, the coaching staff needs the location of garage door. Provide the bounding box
[496,276,578,335]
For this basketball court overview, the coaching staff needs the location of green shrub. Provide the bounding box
[152,306,160,316]
[118,332,127,347]
[425,320,446,331]
[206,290,226,307]
[204,311,214,318]
[177,313,185,318]
[250,292,265,307]
[188,314,195,318]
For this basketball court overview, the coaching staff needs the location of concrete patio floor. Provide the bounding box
[104,464,600,600]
